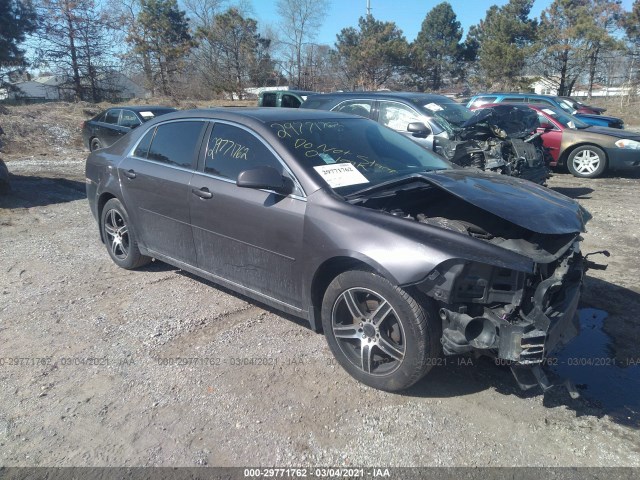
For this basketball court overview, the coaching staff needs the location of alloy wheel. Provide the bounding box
[331,287,405,376]
[103,208,130,260]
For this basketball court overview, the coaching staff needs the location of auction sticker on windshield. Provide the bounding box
[314,163,369,188]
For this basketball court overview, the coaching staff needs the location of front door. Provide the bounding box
[189,122,306,307]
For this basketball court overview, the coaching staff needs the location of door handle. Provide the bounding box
[123,169,136,179]
[192,187,213,199]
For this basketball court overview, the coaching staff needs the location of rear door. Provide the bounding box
[189,121,306,307]
[118,120,207,265]
[98,109,123,147]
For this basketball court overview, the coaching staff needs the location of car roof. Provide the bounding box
[260,90,315,95]
[106,105,177,112]
[474,92,558,100]
[475,102,558,111]
[306,91,454,101]
[159,107,360,124]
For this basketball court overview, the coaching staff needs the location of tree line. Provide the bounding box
[2,0,640,102]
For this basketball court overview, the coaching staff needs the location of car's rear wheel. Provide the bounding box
[567,145,607,178]
[101,198,151,269]
[90,137,103,152]
[321,270,439,392]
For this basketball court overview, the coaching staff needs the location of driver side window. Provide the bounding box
[205,123,299,195]
[378,102,422,131]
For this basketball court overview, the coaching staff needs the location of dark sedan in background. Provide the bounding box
[86,108,594,393]
[82,106,177,151]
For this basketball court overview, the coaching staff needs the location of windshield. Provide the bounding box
[269,118,450,195]
[418,100,474,128]
[539,107,589,129]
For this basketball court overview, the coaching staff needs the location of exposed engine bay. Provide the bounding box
[352,177,603,391]
[435,105,550,185]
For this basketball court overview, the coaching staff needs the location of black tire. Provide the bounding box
[567,145,607,178]
[100,198,151,269]
[321,270,440,392]
[90,137,103,152]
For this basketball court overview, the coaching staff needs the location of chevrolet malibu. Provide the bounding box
[86,109,594,392]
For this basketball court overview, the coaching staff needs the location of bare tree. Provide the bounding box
[34,0,119,101]
[276,0,329,88]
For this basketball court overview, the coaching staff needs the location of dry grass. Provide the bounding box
[584,97,640,129]
[0,98,255,160]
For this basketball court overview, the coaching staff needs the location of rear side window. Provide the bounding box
[104,109,120,124]
[281,94,301,108]
[146,121,205,169]
[261,93,277,107]
[133,128,155,158]
[535,98,554,106]
[120,110,141,128]
[503,97,525,102]
[333,100,373,118]
[205,123,282,180]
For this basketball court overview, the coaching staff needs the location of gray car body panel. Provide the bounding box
[86,108,589,334]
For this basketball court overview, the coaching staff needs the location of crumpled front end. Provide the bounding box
[437,104,550,185]
[418,239,586,389]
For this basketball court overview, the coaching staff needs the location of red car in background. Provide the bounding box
[472,103,640,178]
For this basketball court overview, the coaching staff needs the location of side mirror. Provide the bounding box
[539,121,554,130]
[407,122,431,138]
[237,166,293,195]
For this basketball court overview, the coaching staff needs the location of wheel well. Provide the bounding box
[97,192,117,242]
[309,257,377,332]
[560,143,608,167]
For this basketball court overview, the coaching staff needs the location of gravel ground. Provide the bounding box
[1,154,639,467]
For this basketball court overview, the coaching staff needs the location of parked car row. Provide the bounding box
[300,92,550,184]
[472,103,640,178]
[82,92,638,181]
[466,93,624,129]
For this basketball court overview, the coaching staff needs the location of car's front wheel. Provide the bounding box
[567,145,607,178]
[321,270,440,392]
[101,198,151,269]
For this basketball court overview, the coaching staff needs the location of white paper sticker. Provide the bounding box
[139,111,154,117]
[313,163,369,188]
[424,102,444,112]
[542,109,555,115]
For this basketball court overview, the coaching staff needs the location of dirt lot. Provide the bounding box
[1,102,640,467]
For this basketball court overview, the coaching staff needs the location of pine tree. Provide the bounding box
[411,2,463,91]
[335,15,409,91]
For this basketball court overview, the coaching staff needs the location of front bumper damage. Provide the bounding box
[418,243,607,392]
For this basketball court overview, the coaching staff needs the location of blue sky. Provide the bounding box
[252,0,635,46]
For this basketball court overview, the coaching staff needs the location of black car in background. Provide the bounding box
[82,106,177,151]
[86,108,593,393]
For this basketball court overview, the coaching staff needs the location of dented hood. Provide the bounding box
[421,170,591,234]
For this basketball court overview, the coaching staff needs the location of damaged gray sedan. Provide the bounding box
[86,108,595,392]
